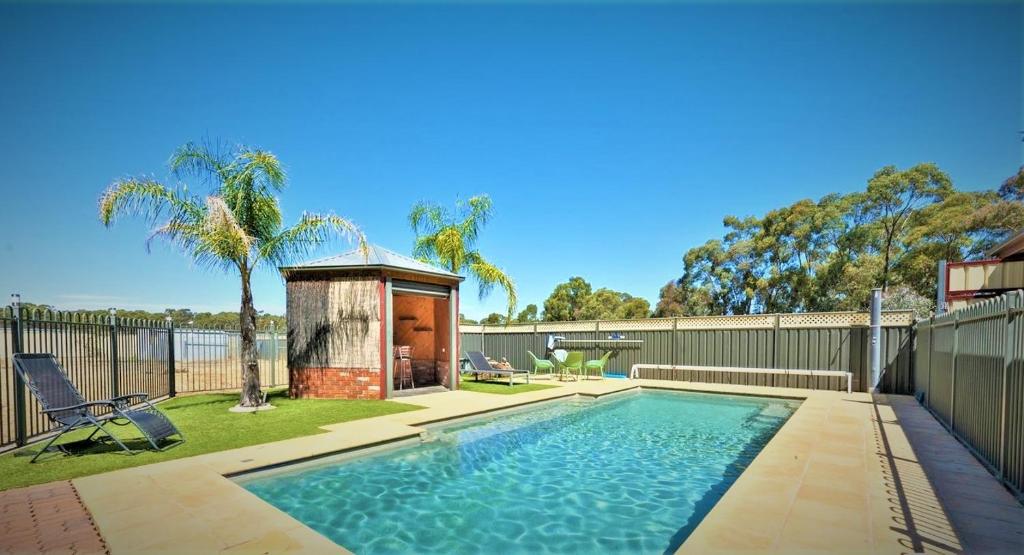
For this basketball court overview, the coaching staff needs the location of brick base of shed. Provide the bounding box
[289,367,382,400]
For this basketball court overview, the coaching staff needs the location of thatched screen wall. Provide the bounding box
[286,275,383,399]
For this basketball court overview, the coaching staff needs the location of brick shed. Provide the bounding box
[279,245,463,400]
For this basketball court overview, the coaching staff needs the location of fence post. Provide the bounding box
[672,317,680,365]
[926,316,934,407]
[166,316,176,398]
[950,310,959,433]
[999,292,1018,480]
[269,321,277,386]
[771,314,781,370]
[109,308,119,398]
[11,293,26,447]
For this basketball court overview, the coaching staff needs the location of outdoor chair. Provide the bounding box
[464,351,530,386]
[526,350,555,378]
[583,351,612,380]
[13,353,184,463]
[394,345,414,390]
[559,351,584,381]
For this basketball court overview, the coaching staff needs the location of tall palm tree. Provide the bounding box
[99,142,367,407]
[409,195,517,320]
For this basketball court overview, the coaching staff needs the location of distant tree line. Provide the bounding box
[655,163,1023,317]
[16,302,286,330]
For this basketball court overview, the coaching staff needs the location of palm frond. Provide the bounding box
[235,148,286,192]
[99,178,203,227]
[409,201,447,235]
[466,251,517,320]
[169,142,232,184]
[259,212,368,266]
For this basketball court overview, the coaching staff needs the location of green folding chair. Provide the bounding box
[527,351,555,378]
[583,351,612,380]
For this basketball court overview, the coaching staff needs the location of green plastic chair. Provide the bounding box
[583,351,612,380]
[559,351,584,381]
[527,351,555,377]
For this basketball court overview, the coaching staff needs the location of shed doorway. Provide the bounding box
[391,281,452,394]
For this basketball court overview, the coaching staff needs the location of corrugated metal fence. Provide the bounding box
[461,311,915,394]
[1,306,286,452]
[914,291,1024,499]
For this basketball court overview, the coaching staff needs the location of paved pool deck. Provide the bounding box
[66,379,1021,554]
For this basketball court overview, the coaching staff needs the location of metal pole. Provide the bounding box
[109,308,119,398]
[11,293,26,447]
[926,316,934,407]
[166,316,176,398]
[936,260,947,316]
[870,288,882,392]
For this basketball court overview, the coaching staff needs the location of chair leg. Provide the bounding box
[91,417,134,454]
[30,427,73,463]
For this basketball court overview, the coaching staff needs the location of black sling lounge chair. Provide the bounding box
[464,351,530,386]
[13,353,183,462]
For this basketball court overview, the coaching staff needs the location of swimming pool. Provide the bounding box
[239,390,799,554]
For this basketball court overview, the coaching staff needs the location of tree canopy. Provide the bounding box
[656,163,1023,316]
[542,277,651,321]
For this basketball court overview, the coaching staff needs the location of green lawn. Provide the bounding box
[459,377,558,395]
[0,389,422,491]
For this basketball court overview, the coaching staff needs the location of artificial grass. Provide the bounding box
[0,389,422,491]
[459,377,558,395]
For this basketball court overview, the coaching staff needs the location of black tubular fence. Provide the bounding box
[914,291,1024,500]
[1,305,286,452]
[461,310,916,394]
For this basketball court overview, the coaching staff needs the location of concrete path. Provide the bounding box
[885,394,1024,554]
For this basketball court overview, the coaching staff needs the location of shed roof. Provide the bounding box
[988,229,1024,259]
[280,244,464,281]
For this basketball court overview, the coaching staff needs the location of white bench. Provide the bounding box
[629,364,854,394]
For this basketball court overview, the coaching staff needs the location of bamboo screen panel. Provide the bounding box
[287,277,381,370]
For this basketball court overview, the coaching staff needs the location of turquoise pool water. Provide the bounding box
[239,391,799,554]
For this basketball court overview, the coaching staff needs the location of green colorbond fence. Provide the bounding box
[914,291,1024,500]
[460,311,914,394]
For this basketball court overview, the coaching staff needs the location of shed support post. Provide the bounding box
[384,277,394,399]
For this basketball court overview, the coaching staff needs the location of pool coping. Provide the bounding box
[71,380,960,554]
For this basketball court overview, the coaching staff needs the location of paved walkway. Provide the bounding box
[0,480,107,554]
[885,394,1024,554]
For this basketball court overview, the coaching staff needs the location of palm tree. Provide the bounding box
[409,195,517,320]
[99,142,367,407]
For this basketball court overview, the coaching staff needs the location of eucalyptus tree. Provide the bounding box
[99,142,367,407]
[409,194,517,320]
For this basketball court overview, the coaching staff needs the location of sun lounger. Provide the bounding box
[464,351,531,386]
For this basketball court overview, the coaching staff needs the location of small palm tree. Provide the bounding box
[409,195,517,319]
[99,142,367,407]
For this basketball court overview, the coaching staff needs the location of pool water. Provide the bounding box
[239,390,799,554]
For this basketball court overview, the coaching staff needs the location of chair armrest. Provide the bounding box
[42,400,115,414]
[111,393,150,404]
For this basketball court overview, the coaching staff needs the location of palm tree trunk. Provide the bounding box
[239,267,262,407]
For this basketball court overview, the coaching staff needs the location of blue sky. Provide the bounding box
[0,1,1020,318]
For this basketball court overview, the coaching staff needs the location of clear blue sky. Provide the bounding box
[0,1,1020,318]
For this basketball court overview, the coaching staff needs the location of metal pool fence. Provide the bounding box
[1,306,286,452]
[914,291,1024,500]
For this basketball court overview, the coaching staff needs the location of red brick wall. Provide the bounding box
[289,367,381,400]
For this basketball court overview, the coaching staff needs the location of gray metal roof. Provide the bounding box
[280,244,463,281]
